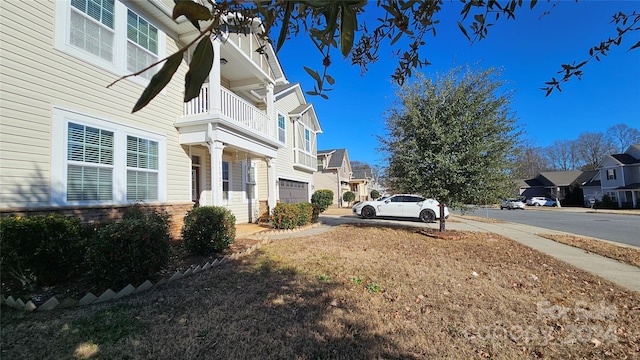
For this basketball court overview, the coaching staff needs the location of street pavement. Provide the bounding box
[245,212,639,293]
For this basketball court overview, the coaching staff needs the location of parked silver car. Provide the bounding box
[352,194,449,223]
[500,198,525,210]
[526,197,556,206]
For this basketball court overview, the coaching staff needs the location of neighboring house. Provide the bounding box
[581,173,602,207]
[518,171,584,202]
[258,83,322,207]
[598,144,640,208]
[0,0,321,236]
[314,149,352,207]
[350,167,375,202]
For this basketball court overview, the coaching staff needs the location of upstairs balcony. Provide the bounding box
[180,83,276,142]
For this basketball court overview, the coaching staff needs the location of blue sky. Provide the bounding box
[276,1,640,167]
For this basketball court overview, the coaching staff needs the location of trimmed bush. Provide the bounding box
[295,202,314,226]
[0,214,88,289]
[370,189,380,200]
[311,204,321,223]
[270,203,298,229]
[343,191,355,205]
[88,207,171,288]
[181,206,236,256]
[311,189,334,213]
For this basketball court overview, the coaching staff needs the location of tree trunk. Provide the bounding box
[439,204,446,232]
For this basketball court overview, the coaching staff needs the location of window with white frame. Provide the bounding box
[52,108,165,205]
[126,10,159,80]
[607,191,617,202]
[69,0,115,61]
[243,160,256,201]
[606,169,617,180]
[126,136,159,201]
[56,0,164,83]
[304,128,311,152]
[277,113,286,143]
[67,122,114,201]
[222,161,229,200]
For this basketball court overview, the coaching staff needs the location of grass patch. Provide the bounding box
[2,225,639,359]
[538,233,640,268]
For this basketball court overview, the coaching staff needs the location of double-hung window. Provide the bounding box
[606,169,617,181]
[126,136,159,201]
[67,122,114,201]
[127,10,159,80]
[52,108,166,205]
[56,0,164,83]
[69,0,115,62]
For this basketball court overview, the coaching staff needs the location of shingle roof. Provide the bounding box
[538,171,584,186]
[326,148,347,168]
[574,170,599,186]
[611,154,640,165]
[352,168,373,180]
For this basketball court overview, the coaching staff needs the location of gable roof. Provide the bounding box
[610,153,640,165]
[574,170,599,186]
[537,171,584,187]
[352,167,373,180]
[317,148,348,169]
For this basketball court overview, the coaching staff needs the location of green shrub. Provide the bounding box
[310,204,321,223]
[295,202,314,226]
[370,189,380,200]
[181,206,236,256]
[88,207,171,288]
[343,191,355,205]
[270,203,299,229]
[311,189,334,213]
[594,194,617,209]
[0,214,88,289]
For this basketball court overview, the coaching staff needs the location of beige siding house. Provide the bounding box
[0,0,321,234]
[314,149,352,207]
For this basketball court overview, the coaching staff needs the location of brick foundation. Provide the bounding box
[0,203,195,240]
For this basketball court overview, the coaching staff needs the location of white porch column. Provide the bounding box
[266,157,277,212]
[208,140,225,206]
[210,37,222,114]
[265,82,274,137]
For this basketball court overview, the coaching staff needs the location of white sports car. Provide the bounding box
[352,194,449,223]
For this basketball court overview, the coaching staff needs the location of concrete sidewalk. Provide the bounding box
[246,214,639,293]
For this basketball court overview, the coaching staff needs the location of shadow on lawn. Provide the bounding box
[1,248,416,359]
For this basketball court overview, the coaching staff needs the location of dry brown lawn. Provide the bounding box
[2,225,639,359]
[538,233,640,268]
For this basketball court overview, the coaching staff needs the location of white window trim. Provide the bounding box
[222,160,231,205]
[277,112,287,145]
[54,0,166,87]
[51,106,166,206]
[242,160,257,203]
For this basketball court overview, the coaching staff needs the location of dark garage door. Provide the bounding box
[278,179,308,203]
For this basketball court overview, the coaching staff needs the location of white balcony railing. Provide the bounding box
[183,84,273,139]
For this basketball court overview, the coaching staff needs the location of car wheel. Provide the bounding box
[420,209,436,223]
[535,203,541,206]
[500,206,504,210]
[361,206,375,219]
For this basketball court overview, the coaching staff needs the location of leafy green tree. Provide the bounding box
[380,65,520,231]
[110,1,639,112]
